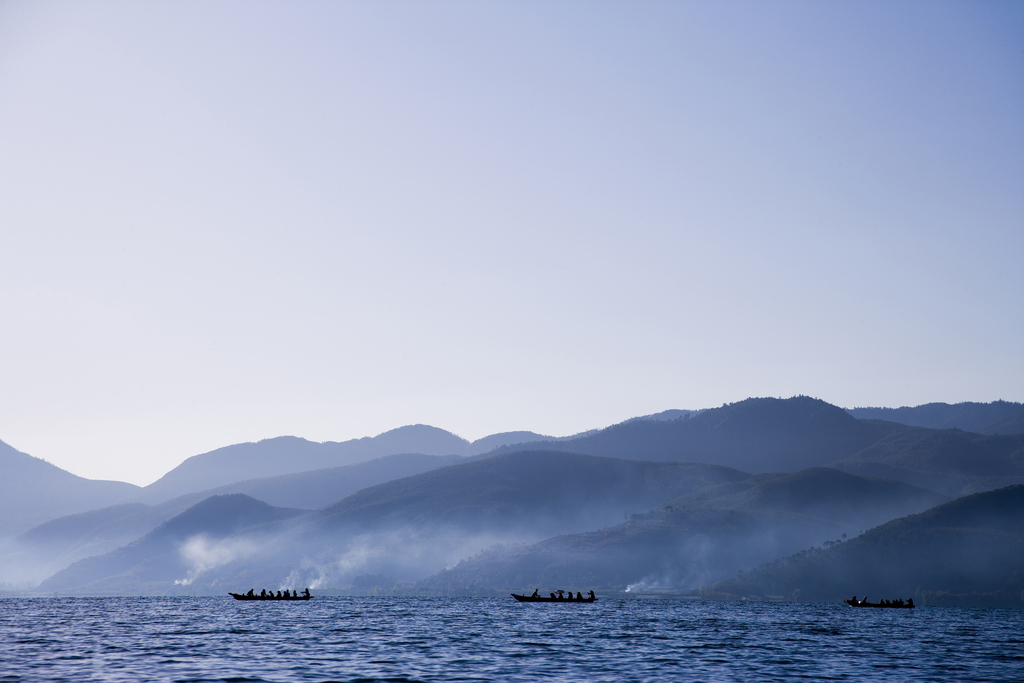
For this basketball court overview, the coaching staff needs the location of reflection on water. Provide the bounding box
[0,596,1021,682]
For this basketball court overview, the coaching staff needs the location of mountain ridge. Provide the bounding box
[703,484,1024,607]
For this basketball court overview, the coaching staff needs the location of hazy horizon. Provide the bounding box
[1,1,1021,485]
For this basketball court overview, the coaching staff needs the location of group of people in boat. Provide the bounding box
[530,589,595,600]
[244,588,311,598]
[850,596,913,607]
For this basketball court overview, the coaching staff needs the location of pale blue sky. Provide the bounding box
[1,1,1021,485]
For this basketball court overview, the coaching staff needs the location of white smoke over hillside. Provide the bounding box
[174,535,258,586]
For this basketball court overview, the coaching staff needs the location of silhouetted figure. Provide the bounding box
[577,592,583,600]
[277,591,282,598]
[907,598,914,607]
[247,589,254,597]
[531,589,539,598]
[850,596,857,604]
[589,590,595,600]
[261,589,267,597]
[303,588,310,597]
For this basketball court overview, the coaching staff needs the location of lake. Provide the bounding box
[1,596,1021,681]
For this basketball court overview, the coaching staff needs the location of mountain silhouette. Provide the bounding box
[664,467,947,531]
[1,451,468,584]
[38,494,308,594]
[0,440,140,543]
[846,401,1023,434]
[414,466,947,595]
[315,451,750,535]
[136,427,557,504]
[982,406,1024,436]
[35,453,751,594]
[705,484,1024,607]
[832,427,1024,496]
[494,397,878,472]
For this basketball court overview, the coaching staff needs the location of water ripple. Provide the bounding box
[0,597,1021,682]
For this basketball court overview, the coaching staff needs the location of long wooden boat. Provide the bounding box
[511,593,597,603]
[843,599,913,609]
[229,592,312,601]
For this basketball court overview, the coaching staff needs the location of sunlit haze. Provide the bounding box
[1,1,1021,485]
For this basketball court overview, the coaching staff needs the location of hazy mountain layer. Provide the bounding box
[34,454,964,597]
[173,452,465,511]
[490,398,1024,497]
[413,466,946,595]
[39,495,309,595]
[1,453,467,586]
[494,397,880,473]
[137,427,553,504]
[34,452,750,594]
[315,451,750,536]
[832,427,1024,497]
[982,407,1024,436]
[704,485,1024,608]
[416,507,854,596]
[663,467,947,531]
[846,401,1023,434]
[0,492,225,587]
[0,440,140,543]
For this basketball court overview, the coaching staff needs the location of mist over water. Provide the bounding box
[1,597,1020,682]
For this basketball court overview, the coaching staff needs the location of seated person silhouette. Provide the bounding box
[531,589,539,598]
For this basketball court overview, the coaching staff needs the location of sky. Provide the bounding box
[0,0,1022,486]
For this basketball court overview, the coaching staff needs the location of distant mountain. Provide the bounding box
[316,451,750,536]
[493,397,879,473]
[418,507,852,596]
[485,398,1024,497]
[0,493,218,586]
[136,427,556,504]
[664,468,947,531]
[622,409,701,424]
[982,406,1024,436]
[846,401,1023,434]
[36,453,751,594]
[414,467,946,595]
[0,440,140,543]
[1,452,466,586]
[704,485,1024,608]
[466,431,552,453]
[38,495,308,594]
[832,427,1024,497]
[178,452,465,511]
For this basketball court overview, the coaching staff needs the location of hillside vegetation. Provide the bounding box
[704,485,1024,607]
[846,401,1023,434]
[415,466,946,595]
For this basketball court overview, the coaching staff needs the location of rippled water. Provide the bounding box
[0,597,1021,682]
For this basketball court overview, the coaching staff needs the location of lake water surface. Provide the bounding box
[1,596,1021,682]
